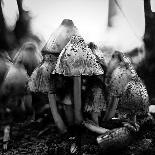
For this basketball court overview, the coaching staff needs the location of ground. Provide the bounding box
[0,112,155,155]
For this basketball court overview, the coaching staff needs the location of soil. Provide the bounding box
[0,113,155,155]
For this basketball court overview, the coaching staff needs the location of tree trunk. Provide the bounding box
[108,0,117,27]
[0,0,9,50]
[14,0,31,43]
[16,0,24,16]
[143,0,155,51]
[142,0,155,75]
[137,0,155,99]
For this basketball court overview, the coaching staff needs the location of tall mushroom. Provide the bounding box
[53,34,104,125]
[29,19,78,133]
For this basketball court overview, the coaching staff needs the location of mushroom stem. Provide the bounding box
[3,125,10,151]
[83,121,109,134]
[74,76,83,124]
[103,96,119,121]
[48,93,67,133]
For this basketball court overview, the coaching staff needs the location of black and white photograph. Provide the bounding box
[0,0,155,154]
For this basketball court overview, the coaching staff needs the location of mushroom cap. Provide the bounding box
[53,34,104,76]
[42,19,78,54]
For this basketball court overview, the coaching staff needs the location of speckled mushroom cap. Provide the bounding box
[53,34,104,76]
[106,51,149,116]
[88,43,106,68]
[42,19,78,53]
[118,78,149,116]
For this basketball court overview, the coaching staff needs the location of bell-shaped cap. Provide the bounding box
[53,35,104,76]
[42,19,78,54]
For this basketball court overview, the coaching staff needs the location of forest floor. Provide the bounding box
[0,112,155,155]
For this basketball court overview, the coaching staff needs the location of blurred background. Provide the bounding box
[2,0,155,51]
